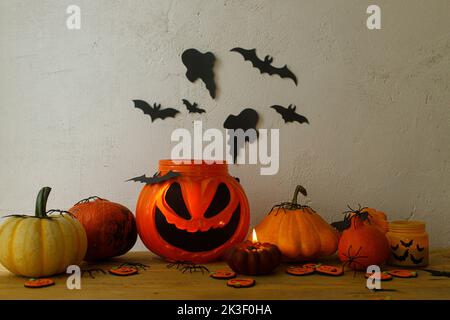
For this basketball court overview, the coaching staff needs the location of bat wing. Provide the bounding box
[127,171,180,184]
[157,108,180,120]
[331,219,351,232]
[182,99,205,114]
[292,112,309,124]
[161,171,180,181]
[194,107,206,114]
[182,99,193,112]
[126,174,151,184]
[400,240,413,247]
[230,47,266,71]
[270,65,297,85]
[133,100,156,121]
[270,105,291,123]
[409,254,424,265]
[392,249,409,261]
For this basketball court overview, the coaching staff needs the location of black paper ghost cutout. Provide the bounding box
[223,108,259,163]
[182,49,217,99]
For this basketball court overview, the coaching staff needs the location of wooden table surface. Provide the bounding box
[1,249,450,300]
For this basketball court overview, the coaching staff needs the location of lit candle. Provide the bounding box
[252,228,258,244]
[226,229,282,275]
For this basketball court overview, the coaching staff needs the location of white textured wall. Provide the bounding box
[1,0,449,249]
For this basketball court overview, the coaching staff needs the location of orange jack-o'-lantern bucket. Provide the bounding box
[136,160,250,263]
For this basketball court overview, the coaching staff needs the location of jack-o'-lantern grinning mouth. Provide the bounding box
[155,205,241,252]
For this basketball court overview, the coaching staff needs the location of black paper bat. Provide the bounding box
[390,244,399,251]
[409,254,424,265]
[270,105,309,124]
[416,244,425,252]
[132,100,179,122]
[400,239,414,248]
[182,99,205,114]
[331,218,351,232]
[423,269,450,277]
[127,171,180,184]
[392,249,409,262]
[230,47,297,85]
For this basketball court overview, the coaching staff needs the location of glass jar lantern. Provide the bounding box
[386,220,429,267]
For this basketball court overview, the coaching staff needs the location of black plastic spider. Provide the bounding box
[341,245,368,276]
[166,261,209,274]
[119,262,149,270]
[74,196,104,205]
[82,268,106,279]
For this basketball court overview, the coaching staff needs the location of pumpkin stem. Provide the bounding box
[291,185,307,205]
[35,187,52,218]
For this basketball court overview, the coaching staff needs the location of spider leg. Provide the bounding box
[347,244,353,257]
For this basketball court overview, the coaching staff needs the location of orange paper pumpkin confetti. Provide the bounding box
[315,265,344,276]
[303,263,320,269]
[227,278,255,288]
[387,270,418,278]
[364,272,393,281]
[24,278,55,288]
[286,266,315,276]
[109,266,138,276]
[210,270,237,279]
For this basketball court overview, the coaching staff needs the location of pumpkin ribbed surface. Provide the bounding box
[0,214,87,277]
[0,187,87,277]
[253,185,338,261]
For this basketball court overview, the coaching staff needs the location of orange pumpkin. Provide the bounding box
[70,197,137,261]
[135,160,250,263]
[351,207,388,234]
[253,185,339,261]
[333,206,389,236]
[337,210,390,270]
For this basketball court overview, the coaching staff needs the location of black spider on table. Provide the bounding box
[166,260,209,274]
[82,268,107,279]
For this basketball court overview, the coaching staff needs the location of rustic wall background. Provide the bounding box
[1,0,449,249]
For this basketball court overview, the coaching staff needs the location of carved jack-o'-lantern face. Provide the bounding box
[135,160,250,263]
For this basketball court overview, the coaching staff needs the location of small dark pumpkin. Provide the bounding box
[70,196,137,261]
[225,240,281,276]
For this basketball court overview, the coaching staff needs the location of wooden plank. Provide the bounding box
[1,249,449,300]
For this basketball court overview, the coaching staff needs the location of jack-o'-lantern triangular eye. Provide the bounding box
[204,183,230,218]
[165,183,191,220]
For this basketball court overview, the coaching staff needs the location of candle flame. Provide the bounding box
[252,228,258,243]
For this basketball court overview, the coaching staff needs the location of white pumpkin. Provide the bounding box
[0,187,87,277]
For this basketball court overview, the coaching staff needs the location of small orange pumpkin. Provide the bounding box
[351,207,388,234]
[70,197,137,261]
[337,209,390,270]
[253,185,339,261]
[333,206,389,235]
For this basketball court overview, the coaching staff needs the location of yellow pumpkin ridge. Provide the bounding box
[55,218,68,274]
[64,214,86,266]
[39,219,45,276]
[3,217,24,275]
